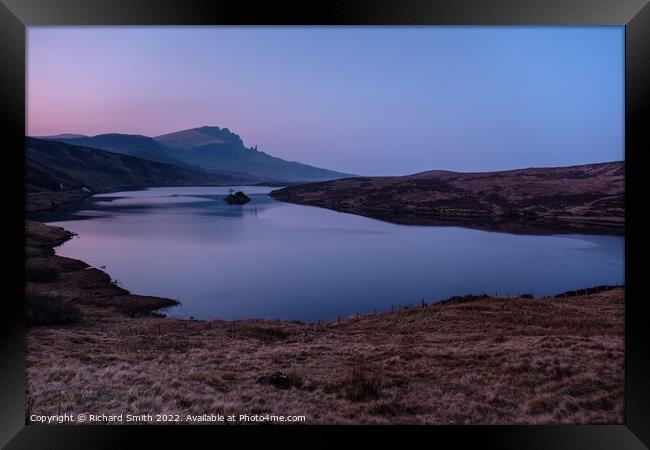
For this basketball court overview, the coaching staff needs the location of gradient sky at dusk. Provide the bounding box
[27,27,623,175]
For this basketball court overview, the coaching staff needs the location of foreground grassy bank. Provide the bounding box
[25,220,624,424]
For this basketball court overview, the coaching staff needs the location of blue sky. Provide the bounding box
[28,26,624,175]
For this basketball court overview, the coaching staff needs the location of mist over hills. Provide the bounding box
[45,126,354,183]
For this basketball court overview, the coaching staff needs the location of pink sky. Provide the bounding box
[27,26,623,175]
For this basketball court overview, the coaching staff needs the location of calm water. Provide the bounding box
[46,186,624,322]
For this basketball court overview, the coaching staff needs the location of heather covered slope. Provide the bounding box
[271,162,624,235]
[26,137,240,194]
[25,221,623,425]
[46,133,187,167]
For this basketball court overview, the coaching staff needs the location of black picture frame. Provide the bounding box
[1,0,648,448]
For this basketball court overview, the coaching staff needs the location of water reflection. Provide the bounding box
[46,186,624,322]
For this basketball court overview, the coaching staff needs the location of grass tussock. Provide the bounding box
[326,367,382,402]
[235,325,292,343]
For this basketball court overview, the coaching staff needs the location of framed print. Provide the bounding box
[1,0,648,448]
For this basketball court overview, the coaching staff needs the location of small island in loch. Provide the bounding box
[224,191,251,205]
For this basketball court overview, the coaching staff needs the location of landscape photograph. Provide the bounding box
[25,26,624,425]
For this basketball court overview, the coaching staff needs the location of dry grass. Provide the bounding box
[24,220,624,425]
[327,367,382,402]
[25,289,624,425]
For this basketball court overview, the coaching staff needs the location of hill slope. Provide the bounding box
[154,126,354,182]
[26,137,239,194]
[270,162,624,235]
[45,126,354,183]
[46,133,188,168]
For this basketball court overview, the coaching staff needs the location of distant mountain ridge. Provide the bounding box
[38,133,89,140]
[154,126,354,182]
[44,126,354,183]
[155,126,244,150]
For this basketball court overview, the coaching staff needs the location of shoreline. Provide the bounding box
[25,219,624,424]
[27,218,622,323]
[26,220,180,317]
[27,182,299,220]
[269,162,624,237]
[269,193,624,237]
[29,183,624,240]
[27,183,248,219]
